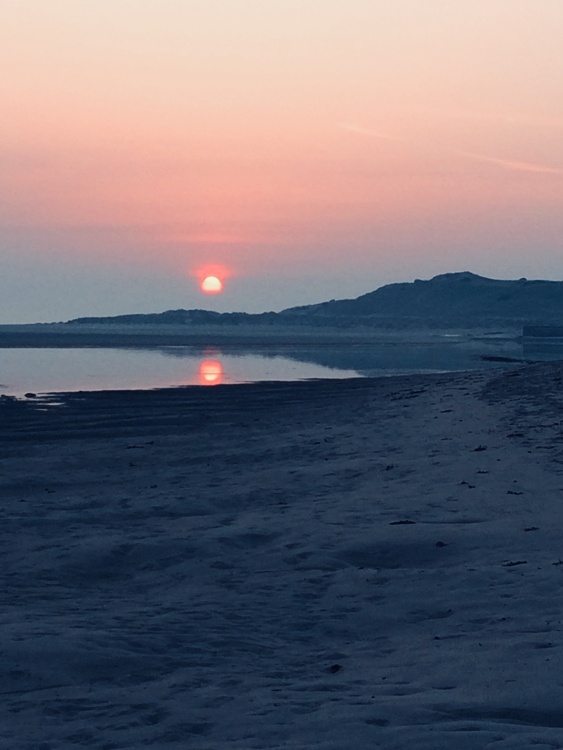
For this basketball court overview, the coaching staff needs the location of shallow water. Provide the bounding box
[1,337,558,396]
[0,347,361,396]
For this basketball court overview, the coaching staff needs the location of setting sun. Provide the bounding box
[201,276,223,294]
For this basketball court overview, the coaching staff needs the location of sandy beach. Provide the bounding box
[2,363,563,749]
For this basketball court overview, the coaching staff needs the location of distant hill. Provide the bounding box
[67,272,563,329]
[281,272,563,328]
[66,308,281,327]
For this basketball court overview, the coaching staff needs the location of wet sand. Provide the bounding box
[2,364,563,748]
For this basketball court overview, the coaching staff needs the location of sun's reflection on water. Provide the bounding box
[199,359,223,385]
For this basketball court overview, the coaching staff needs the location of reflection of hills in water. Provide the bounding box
[255,342,526,375]
[156,335,548,377]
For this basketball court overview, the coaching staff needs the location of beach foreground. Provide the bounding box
[2,364,563,749]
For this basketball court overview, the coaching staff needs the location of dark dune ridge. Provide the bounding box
[63,271,563,329]
[2,364,563,748]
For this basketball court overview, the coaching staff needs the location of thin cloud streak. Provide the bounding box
[453,148,563,175]
[339,120,563,175]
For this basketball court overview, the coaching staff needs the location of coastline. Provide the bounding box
[3,364,563,747]
[0,322,520,349]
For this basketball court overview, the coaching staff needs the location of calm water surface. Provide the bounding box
[1,337,554,396]
[0,347,361,396]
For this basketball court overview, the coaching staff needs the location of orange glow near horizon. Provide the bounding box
[199,359,223,385]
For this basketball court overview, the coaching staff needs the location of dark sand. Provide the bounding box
[2,364,563,748]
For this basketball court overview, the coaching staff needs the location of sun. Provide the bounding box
[201,275,223,294]
[195,264,231,294]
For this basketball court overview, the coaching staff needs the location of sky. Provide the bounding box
[1,0,563,322]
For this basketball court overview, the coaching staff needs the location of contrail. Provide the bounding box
[453,148,563,175]
[444,109,563,130]
[339,120,563,175]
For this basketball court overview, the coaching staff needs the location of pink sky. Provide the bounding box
[1,0,563,321]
